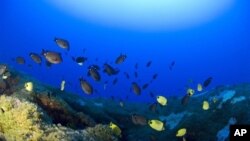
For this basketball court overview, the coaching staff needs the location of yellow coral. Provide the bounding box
[0,95,44,141]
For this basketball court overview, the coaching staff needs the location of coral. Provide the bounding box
[217,90,236,109]
[230,96,246,104]
[159,112,192,130]
[216,117,237,141]
[0,95,45,141]
[0,95,118,141]
[83,124,119,141]
[41,124,85,141]
[36,94,96,129]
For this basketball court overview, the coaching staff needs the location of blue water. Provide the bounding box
[1,0,250,102]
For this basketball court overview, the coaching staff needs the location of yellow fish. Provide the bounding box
[156,96,167,106]
[202,101,209,110]
[186,88,195,96]
[176,128,187,137]
[197,84,203,92]
[148,119,165,131]
[24,82,33,92]
[109,122,122,137]
[60,80,66,91]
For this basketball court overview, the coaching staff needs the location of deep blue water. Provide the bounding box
[1,0,250,102]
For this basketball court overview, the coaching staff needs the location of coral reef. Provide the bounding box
[35,94,96,129]
[0,95,118,141]
[0,95,45,141]
[159,112,192,130]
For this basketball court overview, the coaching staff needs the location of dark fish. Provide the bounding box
[15,57,25,65]
[90,65,100,70]
[142,83,149,90]
[87,65,101,81]
[0,65,7,75]
[149,91,154,98]
[29,53,42,65]
[54,37,70,51]
[131,82,141,95]
[123,72,130,79]
[72,56,87,66]
[134,71,138,78]
[115,54,127,64]
[134,63,138,69]
[131,114,147,126]
[146,61,152,67]
[112,78,118,85]
[103,63,119,76]
[203,77,213,88]
[149,102,157,113]
[79,78,93,95]
[45,61,52,67]
[42,49,63,64]
[181,95,190,105]
[169,61,175,70]
[152,73,158,80]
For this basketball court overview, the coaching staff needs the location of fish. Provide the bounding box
[16,56,25,65]
[181,95,190,105]
[156,96,167,106]
[131,114,147,126]
[169,61,175,70]
[203,77,213,88]
[148,119,165,131]
[149,91,154,98]
[186,88,195,96]
[2,71,11,79]
[103,63,119,76]
[112,78,118,85]
[24,82,33,92]
[149,102,158,113]
[146,61,152,67]
[42,49,63,64]
[142,83,149,90]
[72,56,87,66]
[88,65,101,81]
[79,78,93,95]
[119,100,124,107]
[134,63,138,69]
[60,80,66,91]
[176,128,187,137]
[123,72,130,79]
[131,82,141,95]
[54,37,70,51]
[29,53,42,65]
[197,83,203,92]
[103,81,108,90]
[152,73,158,80]
[202,101,209,110]
[109,122,122,137]
[134,71,138,78]
[115,54,127,64]
[0,65,7,75]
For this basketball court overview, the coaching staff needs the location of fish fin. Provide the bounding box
[46,61,52,67]
[41,49,46,56]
